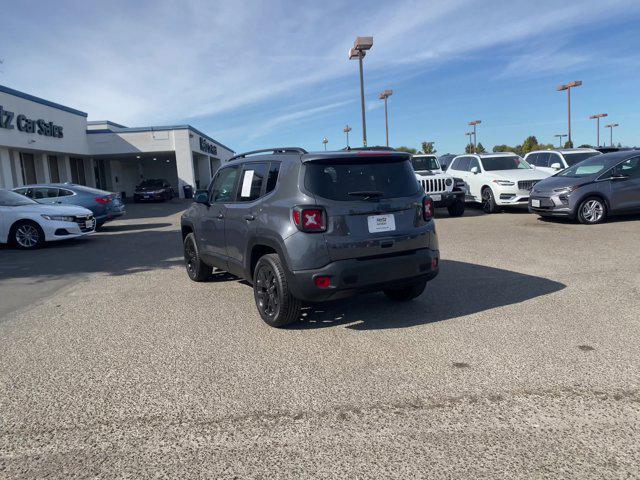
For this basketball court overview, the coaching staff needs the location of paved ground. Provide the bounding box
[1,202,639,479]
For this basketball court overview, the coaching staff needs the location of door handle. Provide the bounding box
[216,213,224,219]
[243,214,256,221]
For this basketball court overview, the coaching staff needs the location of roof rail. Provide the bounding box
[227,147,308,162]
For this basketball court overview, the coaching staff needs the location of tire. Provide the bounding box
[253,253,302,327]
[481,187,500,214]
[183,233,212,281]
[10,220,45,250]
[577,197,607,225]
[447,197,465,217]
[383,280,427,301]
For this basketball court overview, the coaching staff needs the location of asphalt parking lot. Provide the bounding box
[1,202,639,479]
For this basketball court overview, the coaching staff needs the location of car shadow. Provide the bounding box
[289,259,565,330]
[98,222,173,233]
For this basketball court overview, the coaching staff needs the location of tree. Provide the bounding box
[396,146,417,154]
[521,136,539,154]
[476,142,486,153]
[564,140,573,149]
[493,144,512,153]
[578,144,593,148]
[421,141,436,154]
[465,143,474,154]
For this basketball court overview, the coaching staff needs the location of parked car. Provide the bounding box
[529,150,640,224]
[13,183,124,228]
[412,154,465,216]
[524,148,601,175]
[181,147,440,327]
[448,153,551,213]
[133,179,175,202]
[0,189,95,249]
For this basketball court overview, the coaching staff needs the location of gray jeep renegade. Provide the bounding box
[181,147,440,327]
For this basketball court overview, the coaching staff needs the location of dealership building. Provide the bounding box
[0,85,234,198]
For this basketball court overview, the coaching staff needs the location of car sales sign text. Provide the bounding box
[0,105,64,138]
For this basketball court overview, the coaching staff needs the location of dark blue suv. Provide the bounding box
[181,148,440,327]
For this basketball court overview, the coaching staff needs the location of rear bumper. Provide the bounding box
[288,247,439,302]
[432,190,464,208]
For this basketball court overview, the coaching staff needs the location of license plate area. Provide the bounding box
[430,194,441,201]
[367,214,395,233]
[531,199,541,207]
[85,219,95,229]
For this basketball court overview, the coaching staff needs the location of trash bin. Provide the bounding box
[183,185,194,199]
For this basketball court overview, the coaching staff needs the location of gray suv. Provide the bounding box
[181,148,440,327]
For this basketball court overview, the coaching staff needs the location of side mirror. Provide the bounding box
[551,162,562,170]
[470,166,479,174]
[194,190,209,204]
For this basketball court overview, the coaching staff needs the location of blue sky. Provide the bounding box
[2,0,639,154]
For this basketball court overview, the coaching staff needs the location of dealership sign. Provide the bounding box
[0,105,64,138]
[199,137,217,155]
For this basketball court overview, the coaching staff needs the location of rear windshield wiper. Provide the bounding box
[347,190,384,200]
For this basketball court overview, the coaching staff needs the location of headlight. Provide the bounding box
[445,178,453,186]
[492,180,515,186]
[41,214,75,222]
[553,185,579,194]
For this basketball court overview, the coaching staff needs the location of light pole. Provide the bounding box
[379,89,393,147]
[465,132,474,152]
[605,123,619,147]
[557,80,582,147]
[589,113,608,146]
[349,36,373,147]
[554,134,567,148]
[468,120,481,153]
[343,125,352,148]
[322,137,328,151]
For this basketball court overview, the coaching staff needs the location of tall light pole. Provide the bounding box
[589,113,608,146]
[349,36,373,147]
[554,134,567,148]
[557,80,582,147]
[465,132,474,151]
[322,137,328,151]
[468,120,481,153]
[605,123,619,147]
[343,125,352,148]
[379,89,393,147]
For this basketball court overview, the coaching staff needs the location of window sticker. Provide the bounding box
[240,170,255,197]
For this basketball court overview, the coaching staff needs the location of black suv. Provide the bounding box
[181,148,440,327]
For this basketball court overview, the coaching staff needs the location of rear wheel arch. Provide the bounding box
[181,223,194,240]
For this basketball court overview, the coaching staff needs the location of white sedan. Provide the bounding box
[0,189,95,249]
[448,153,552,213]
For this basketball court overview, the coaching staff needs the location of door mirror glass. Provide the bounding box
[550,162,562,170]
[194,190,209,204]
[470,166,479,174]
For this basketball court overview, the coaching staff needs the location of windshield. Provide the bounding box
[557,157,609,178]
[411,156,440,171]
[305,158,421,201]
[139,179,164,187]
[481,155,531,171]
[563,151,601,167]
[0,190,38,206]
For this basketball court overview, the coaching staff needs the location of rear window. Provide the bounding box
[411,156,439,171]
[304,158,420,201]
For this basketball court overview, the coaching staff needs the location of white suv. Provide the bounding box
[448,153,551,213]
[524,148,601,175]
[412,154,465,216]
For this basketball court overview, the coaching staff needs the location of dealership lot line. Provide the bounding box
[1,204,639,478]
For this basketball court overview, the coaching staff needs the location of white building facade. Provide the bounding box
[0,85,233,198]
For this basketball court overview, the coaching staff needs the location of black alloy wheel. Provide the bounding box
[183,233,212,281]
[253,254,301,327]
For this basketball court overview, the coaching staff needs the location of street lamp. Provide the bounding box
[343,125,352,148]
[468,120,481,153]
[349,36,373,147]
[557,80,582,146]
[554,134,567,148]
[589,113,608,146]
[379,89,393,147]
[605,123,619,147]
[322,137,328,151]
[465,131,474,151]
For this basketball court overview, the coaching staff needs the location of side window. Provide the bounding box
[58,189,74,197]
[14,188,27,196]
[539,153,552,167]
[617,158,640,178]
[527,153,540,166]
[33,187,60,199]
[265,162,281,194]
[238,163,268,202]
[210,167,239,203]
[468,158,480,172]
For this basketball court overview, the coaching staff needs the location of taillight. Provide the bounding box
[314,276,332,288]
[95,196,112,205]
[292,206,326,232]
[423,196,434,221]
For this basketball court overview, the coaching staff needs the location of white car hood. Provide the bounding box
[488,169,550,181]
[415,170,451,180]
[10,204,93,216]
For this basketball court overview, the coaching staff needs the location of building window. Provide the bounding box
[48,155,61,183]
[70,158,86,185]
[20,153,37,185]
